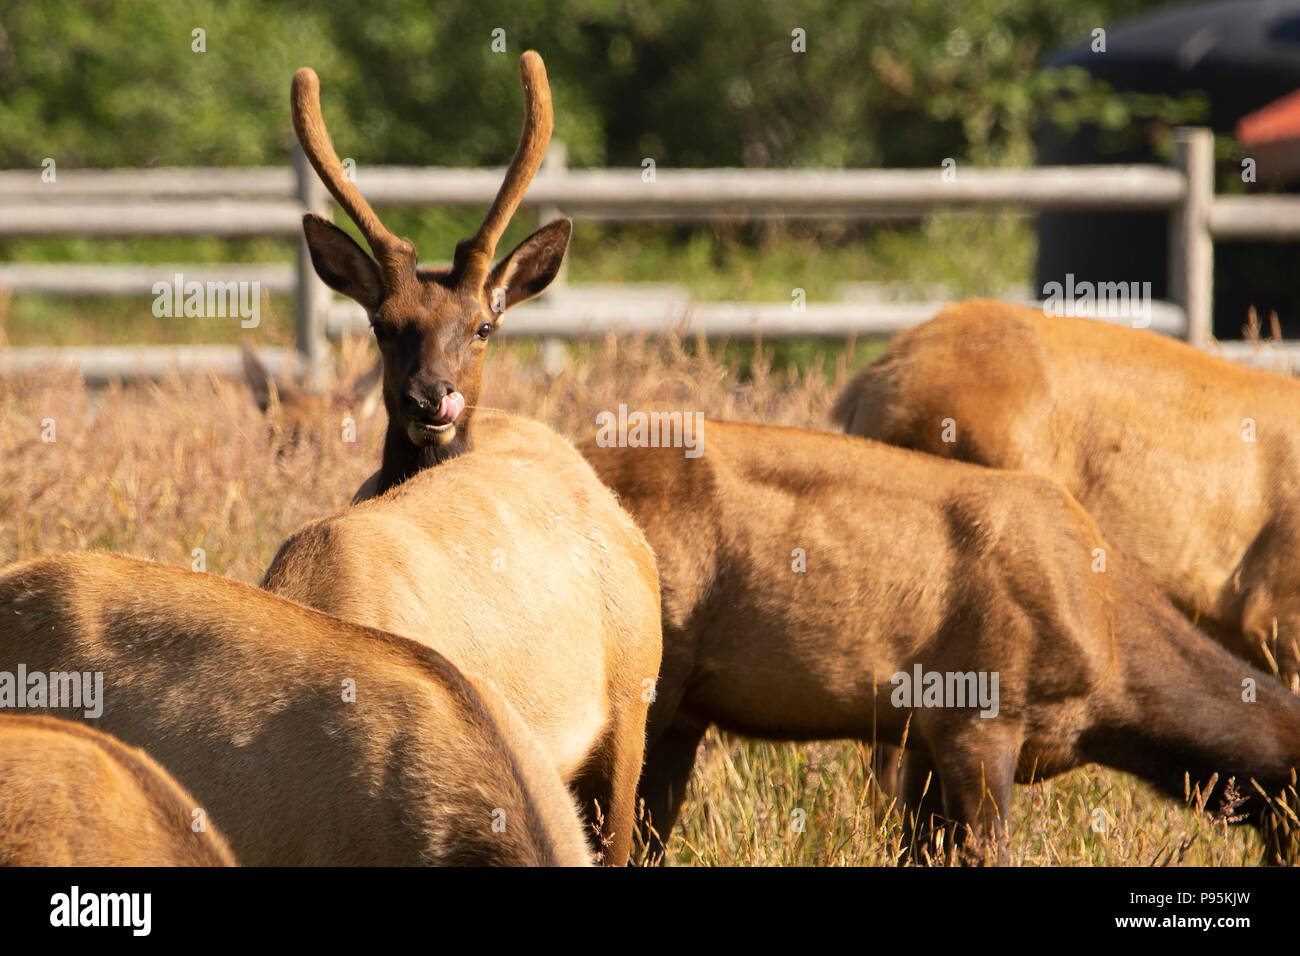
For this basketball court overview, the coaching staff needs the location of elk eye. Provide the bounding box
[475,322,493,340]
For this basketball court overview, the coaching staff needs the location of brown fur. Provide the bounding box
[834,301,1300,685]
[0,551,591,866]
[580,420,1300,860]
[0,714,236,866]
[262,409,663,865]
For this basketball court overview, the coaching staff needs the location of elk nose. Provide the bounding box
[402,380,459,424]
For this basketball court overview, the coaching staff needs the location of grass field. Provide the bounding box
[0,330,1274,866]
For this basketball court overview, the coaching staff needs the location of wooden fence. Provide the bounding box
[1,127,1298,384]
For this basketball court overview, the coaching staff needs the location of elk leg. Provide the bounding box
[572,705,658,867]
[897,748,944,863]
[635,711,709,864]
[932,730,1019,865]
[871,743,901,797]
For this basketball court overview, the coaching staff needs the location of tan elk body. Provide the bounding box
[264,411,662,864]
[580,421,1300,858]
[834,301,1300,685]
[261,52,662,865]
[0,713,237,866]
[0,551,591,866]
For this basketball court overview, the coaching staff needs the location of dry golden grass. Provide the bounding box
[0,332,1273,865]
[664,731,1265,866]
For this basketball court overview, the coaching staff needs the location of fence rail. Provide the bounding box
[0,127,1295,384]
[0,165,1187,213]
[0,344,303,384]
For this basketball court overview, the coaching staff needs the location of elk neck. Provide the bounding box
[1082,567,1300,814]
[378,410,474,494]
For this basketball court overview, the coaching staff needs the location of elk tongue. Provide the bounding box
[434,391,466,425]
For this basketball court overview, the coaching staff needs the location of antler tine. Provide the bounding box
[291,68,415,283]
[456,51,554,286]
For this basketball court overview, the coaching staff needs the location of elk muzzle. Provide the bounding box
[402,382,466,447]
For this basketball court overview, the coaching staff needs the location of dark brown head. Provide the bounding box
[290,52,570,491]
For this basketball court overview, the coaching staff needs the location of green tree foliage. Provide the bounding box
[0,0,1179,172]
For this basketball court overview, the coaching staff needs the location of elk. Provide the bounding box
[266,53,663,866]
[291,52,570,496]
[262,412,663,865]
[834,301,1300,689]
[580,421,1300,863]
[0,714,237,866]
[240,341,382,448]
[0,551,592,866]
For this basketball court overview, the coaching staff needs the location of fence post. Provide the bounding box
[293,144,329,389]
[1169,127,1214,348]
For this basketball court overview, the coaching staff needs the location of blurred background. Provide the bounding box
[6,0,1297,373]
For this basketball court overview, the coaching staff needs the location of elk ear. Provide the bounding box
[485,218,572,314]
[302,214,383,311]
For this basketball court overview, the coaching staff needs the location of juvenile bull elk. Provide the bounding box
[0,552,591,866]
[834,301,1300,688]
[263,412,663,865]
[292,52,570,495]
[581,422,1300,862]
[0,714,236,866]
[269,53,663,866]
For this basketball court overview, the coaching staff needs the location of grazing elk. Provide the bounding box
[0,714,237,866]
[580,421,1300,862]
[834,301,1300,689]
[240,341,381,449]
[0,551,592,866]
[266,53,663,866]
